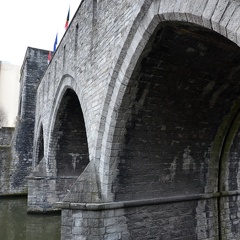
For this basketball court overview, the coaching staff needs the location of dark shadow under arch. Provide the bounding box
[112,21,240,200]
[51,88,89,176]
[36,124,44,165]
[108,21,240,239]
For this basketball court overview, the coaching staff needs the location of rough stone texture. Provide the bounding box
[112,22,240,202]
[62,160,101,204]
[0,128,14,195]
[27,177,78,212]
[0,127,14,146]
[51,89,89,177]
[61,208,128,240]
[61,198,218,240]
[0,48,49,195]
[11,47,49,192]
[6,0,240,239]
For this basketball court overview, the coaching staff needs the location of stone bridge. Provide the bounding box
[18,0,240,239]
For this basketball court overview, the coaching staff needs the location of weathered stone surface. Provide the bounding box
[0,128,14,194]
[0,127,14,146]
[30,0,240,238]
[11,48,49,193]
[3,0,240,239]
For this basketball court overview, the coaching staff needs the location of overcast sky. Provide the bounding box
[0,0,81,65]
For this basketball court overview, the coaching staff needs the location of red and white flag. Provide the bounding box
[48,51,51,64]
[65,7,70,30]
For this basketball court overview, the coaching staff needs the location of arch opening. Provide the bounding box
[50,88,89,177]
[36,124,44,165]
[111,21,240,202]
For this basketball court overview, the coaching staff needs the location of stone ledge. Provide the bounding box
[26,176,44,180]
[26,176,79,180]
[55,192,224,211]
[0,145,11,148]
[221,190,240,196]
[55,191,240,211]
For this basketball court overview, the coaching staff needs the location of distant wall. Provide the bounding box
[0,61,20,127]
[0,127,14,195]
[0,48,49,195]
[11,47,49,192]
[0,127,14,146]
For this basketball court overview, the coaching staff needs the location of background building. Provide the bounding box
[0,61,20,127]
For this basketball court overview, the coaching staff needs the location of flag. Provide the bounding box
[65,7,70,30]
[48,51,51,63]
[53,33,58,52]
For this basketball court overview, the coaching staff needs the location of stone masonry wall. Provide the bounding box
[28,0,240,239]
[61,198,218,240]
[0,127,14,195]
[27,177,78,213]
[2,0,240,238]
[0,127,14,145]
[34,0,145,164]
[0,48,49,195]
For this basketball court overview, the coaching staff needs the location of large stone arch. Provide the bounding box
[95,2,240,239]
[99,0,240,201]
[111,21,240,198]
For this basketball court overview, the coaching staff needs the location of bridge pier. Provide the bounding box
[60,206,128,240]
[57,195,219,239]
[27,176,78,212]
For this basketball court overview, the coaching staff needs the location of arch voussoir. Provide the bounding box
[213,1,238,37]
[211,0,229,33]
[226,6,240,42]
[202,0,219,29]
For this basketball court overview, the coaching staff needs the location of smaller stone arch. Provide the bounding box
[47,82,90,178]
[35,124,44,166]
[28,75,91,212]
[32,117,46,171]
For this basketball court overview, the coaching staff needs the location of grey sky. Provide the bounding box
[0,0,80,65]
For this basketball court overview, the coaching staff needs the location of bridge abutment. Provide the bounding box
[59,195,219,240]
[27,176,78,212]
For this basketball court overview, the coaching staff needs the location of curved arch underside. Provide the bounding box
[52,89,89,177]
[112,22,240,201]
[36,125,44,165]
